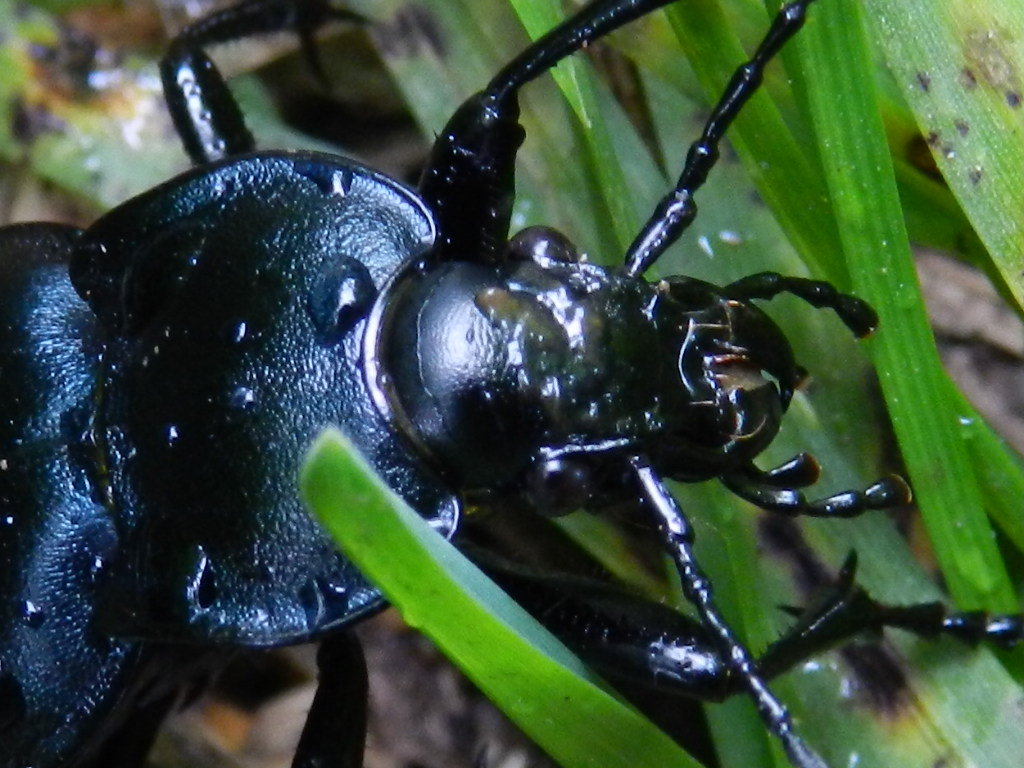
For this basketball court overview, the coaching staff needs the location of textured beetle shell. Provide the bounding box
[66,151,457,645]
[0,225,141,765]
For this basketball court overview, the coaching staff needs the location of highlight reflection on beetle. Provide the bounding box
[1,1,1020,767]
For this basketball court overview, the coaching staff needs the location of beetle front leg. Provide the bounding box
[628,455,828,768]
[292,632,368,768]
[489,546,1023,704]
[162,0,359,164]
[760,551,1024,678]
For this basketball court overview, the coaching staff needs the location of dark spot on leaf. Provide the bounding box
[922,131,956,164]
[839,643,911,717]
[964,28,1022,102]
[968,167,983,185]
[953,119,969,137]
[906,135,942,182]
[916,71,931,91]
[959,67,978,90]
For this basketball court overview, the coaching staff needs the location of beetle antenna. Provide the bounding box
[624,0,816,277]
[484,0,678,104]
[420,0,681,264]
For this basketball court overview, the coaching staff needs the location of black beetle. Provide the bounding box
[1,1,1022,767]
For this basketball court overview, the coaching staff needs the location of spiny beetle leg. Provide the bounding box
[628,455,828,768]
[770,553,1024,668]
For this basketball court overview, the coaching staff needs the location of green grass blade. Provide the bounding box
[864,0,1024,311]
[301,429,701,768]
[798,0,1015,610]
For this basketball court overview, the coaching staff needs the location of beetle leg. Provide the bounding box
[724,271,879,337]
[420,0,679,263]
[292,632,368,768]
[628,455,828,768]
[623,0,817,277]
[722,467,911,518]
[757,551,1024,683]
[766,552,1024,668]
[489,545,1022,709]
[162,0,360,164]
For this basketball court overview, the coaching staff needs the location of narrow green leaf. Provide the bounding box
[798,0,1015,611]
[301,429,701,768]
[864,0,1024,311]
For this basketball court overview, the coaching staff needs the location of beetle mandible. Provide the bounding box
[2,1,1022,767]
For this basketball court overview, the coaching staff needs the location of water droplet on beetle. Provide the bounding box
[20,601,45,629]
[316,576,350,612]
[298,579,326,629]
[89,555,106,582]
[228,387,257,412]
[330,169,352,196]
[229,321,248,344]
[185,547,217,612]
[293,161,353,196]
[308,257,377,343]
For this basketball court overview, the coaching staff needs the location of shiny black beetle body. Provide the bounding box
[2,1,1022,767]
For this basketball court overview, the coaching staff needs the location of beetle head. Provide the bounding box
[650,276,806,480]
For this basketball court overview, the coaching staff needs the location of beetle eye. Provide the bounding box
[506,226,582,266]
[523,456,592,517]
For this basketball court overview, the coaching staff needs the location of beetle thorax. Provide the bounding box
[366,249,672,509]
